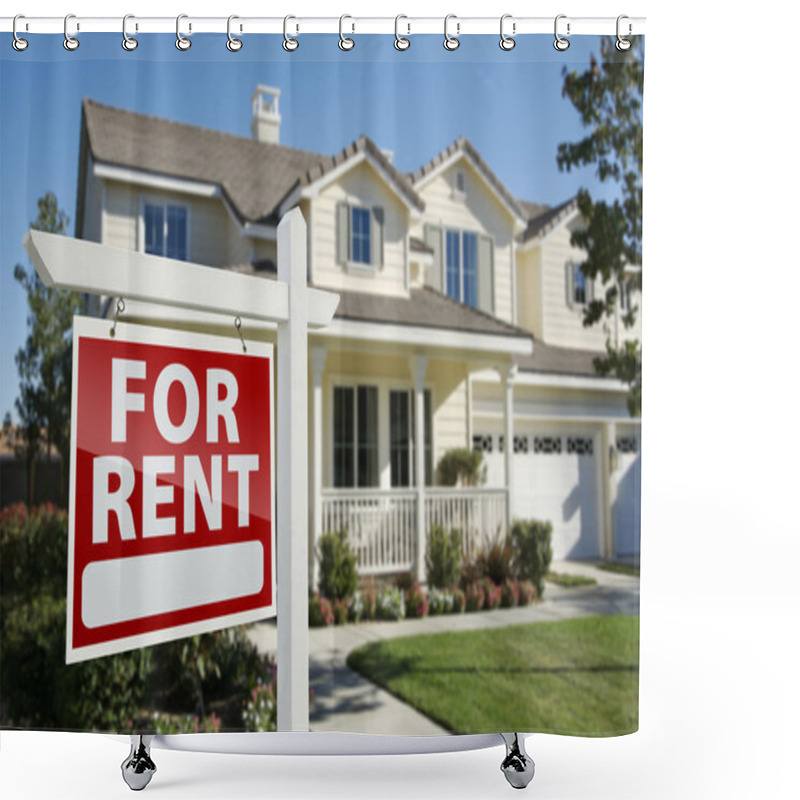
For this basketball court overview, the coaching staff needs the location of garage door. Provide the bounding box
[477,429,601,560]
[613,433,641,557]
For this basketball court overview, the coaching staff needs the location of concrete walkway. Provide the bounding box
[247,560,639,735]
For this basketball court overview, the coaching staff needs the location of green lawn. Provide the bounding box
[597,562,641,577]
[347,615,638,736]
[546,571,598,588]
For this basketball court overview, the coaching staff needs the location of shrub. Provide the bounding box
[475,530,515,586]
[375,586,406,621]
[427,587,453,616]
[481,578,502,610]
[148,710,223,734]
[349,589,376,622]
[451,586,466,614]
[501,579,520,608]
[425,525,462,589]
[518,581,536,606]
[242,675,277,732]
[436,448,486,487]
[405,581,429,619]
[317,530,358,601]
[309,592,334,627]
[465,582,485,612]
[510,519,553,596]
[333,598,350,625]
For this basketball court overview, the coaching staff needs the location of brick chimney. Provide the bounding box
[251,86,281,145]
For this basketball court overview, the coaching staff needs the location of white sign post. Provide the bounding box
[24,208,337,732]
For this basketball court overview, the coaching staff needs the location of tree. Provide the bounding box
[557,37,643,416]
[14,192,83,504]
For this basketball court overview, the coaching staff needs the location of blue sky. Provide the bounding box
[0,33,618,420]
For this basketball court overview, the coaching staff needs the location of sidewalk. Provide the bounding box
[247,560,640,734]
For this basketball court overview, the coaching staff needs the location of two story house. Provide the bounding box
[74,86,641,580]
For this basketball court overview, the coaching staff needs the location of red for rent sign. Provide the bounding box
[66,317,275,663]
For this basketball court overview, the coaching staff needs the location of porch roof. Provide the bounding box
[515,341,602,378]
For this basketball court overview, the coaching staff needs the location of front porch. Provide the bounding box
[319,487,508,578]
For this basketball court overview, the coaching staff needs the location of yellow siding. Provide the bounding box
[412,160,516,324]
[82,160,102,243]
[516,247,543,339]
[312,160,409,297]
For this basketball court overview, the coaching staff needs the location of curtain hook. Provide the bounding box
[64,13,79,51]
[110,298,126,338]
[554,14,570,51]
[616,15,632,51]
[339,14,354,51]
[499,14,516,51]
[394,14,410,51]
[12,15,29,51]
[444,13,460,51]
[176,14,191,51]
[227,15,243,51]
[122,14,138,51]
[283,15,299,51]
[234,316,247,353]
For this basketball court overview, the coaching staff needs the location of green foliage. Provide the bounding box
[333,598,350,625]
[405,581,428,619]
[425,525,462,589]
[242,679,277,732]
[317,530,358,600]
[13,192,84,503]
[475,531,515,586]
[436,448,486,487]
[557,38,643,415]
[510,519,554,597]
[348,590,376,623]
[375,586,406,621]
[501,579,520,608]
[309,592,334,627]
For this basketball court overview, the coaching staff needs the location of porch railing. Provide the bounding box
[320,487,508,576]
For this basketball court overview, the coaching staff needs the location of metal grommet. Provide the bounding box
[63,13,79,51]
[616,15,632,51]
[444,14,460,51]
[283,15,299,51]
[122,14,138,51]
[176,14,191,51]
[499,14,516,51]
[339,14,354,51]
[12,15,28,51]
[554,14,570,51]
[394,14,410,51]
[227,15,243,51]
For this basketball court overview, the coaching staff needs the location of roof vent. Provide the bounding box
[251,86,281,145]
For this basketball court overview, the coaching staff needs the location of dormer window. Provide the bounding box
[573,263,587,305]
[336,202,385,270]
[143,202,188,261]
[566,260,593,308]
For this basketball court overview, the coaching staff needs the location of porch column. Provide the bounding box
[411,355,428,583]
[500,363,517,531]
[310,346,327,591]
[604,420,617,560]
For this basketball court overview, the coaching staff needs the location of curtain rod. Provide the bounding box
[0,16,646,36]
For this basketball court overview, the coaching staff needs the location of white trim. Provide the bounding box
[138,195,192,262]
[94,161,219,199]
[472,411,641,426]
[472,366,629,393]
[318,318,533,357]
[516,206,581,253]
[413,150,526,230]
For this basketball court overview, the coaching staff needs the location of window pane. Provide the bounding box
[333,387,354,487]
[390,391,410,487]
[357,386,378,487]
[574,264,586,304]
[445,230,460,301]
[144,204,164,256]
[462,232,478,308]
[166,205,187,261]
[351,207,371,265]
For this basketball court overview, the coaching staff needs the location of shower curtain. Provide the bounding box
[0,25,643,740]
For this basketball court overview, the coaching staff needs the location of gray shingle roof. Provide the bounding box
[518,197,578,243]
[82,99,423,225]
[515,340,602,378]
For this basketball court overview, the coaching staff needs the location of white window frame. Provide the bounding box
[570,260,588,307]
[349,204,372,268]
[138,196,191,262]
[331,382,380,489]
[388,386,434,488]
[445,228,480,309]
[452,169,467,201]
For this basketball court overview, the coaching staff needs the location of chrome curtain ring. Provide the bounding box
[444,14,460,51]
[616,15,632,51]
[499,14,516,51]
[12,14,29,51]
[122,14,138,51]
[394,14,410,51]
[64,13,79,51]
[339,14,354,51]
[176,14,191,51]
[227,15,243,51]
[283,15,299,51]
[554,14,570,51]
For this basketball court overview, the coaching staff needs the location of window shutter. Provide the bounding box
[424,224,444,292]
[336,202,350,265]
[566,262,575,309]
[371,206,384,268]
[477,235,494,314]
